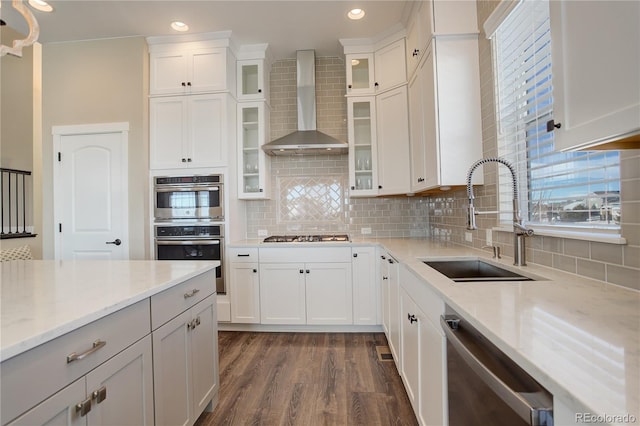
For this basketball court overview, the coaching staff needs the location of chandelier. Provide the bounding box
[0,0,41,58]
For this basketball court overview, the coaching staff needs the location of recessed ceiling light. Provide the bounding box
[28,0,53,12]
[348,8,365,20]
[171,21,189,32]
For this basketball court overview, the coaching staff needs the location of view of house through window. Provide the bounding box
[493,0,621,232]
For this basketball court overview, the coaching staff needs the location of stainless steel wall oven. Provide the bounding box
[154,174,223,221]
[155,224,225,294]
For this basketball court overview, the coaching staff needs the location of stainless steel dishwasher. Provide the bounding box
[441,307,553,426]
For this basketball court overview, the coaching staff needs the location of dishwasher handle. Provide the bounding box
[441,316,553,426]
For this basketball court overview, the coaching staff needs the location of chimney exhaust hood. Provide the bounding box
[262,50,348,156]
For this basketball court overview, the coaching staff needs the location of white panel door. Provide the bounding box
[54,123,129,260]
[305,262,353,325]
[259,263,306,324]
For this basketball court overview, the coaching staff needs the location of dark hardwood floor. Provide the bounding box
[195,331,418,426]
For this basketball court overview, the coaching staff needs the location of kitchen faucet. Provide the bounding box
[466,158,533,266]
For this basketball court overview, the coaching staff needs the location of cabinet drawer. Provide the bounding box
[227,247,259,262]
[400,265,444,328]
[0,300,151,425]
[259,247,351,263]
[151,269,215,330]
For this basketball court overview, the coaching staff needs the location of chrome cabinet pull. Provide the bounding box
[67,340,107,363]
[76,398,92,416]
[184,288,200,299]
[92,386,107,404]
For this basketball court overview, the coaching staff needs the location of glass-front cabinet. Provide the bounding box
[237,59,267,101]
[347,97,378,197]
[346,53,375,95]
[238,102,270,199]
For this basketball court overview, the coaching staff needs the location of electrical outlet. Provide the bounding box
[257,229,268,237]
[486,229,493,246]
[361,227,372,235]
[465,231,473,242]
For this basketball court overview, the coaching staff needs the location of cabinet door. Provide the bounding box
[419,316,446,426]
[416,46,439,190]
[376,86,411,195]
[152,310,192,426]
[230,262,261,323]
[6,378,86,426]
[189,48,229,94]
[352,247,379,325]
[305,262,353,325]
[237,59,267,101]
[150,51,189,96]
[346,53,375,95]
[259,263,306,324]
[189,295,218,419]
[387,258,401,366]
[188,94,227,168]
[374,39,407,92]
[400,289,420,410]
[238,102,270,199]
[86,336,154,426]
[347,97,378,197]
[550,1,640,151]
[379,252,390,335]
[150,97,187,169]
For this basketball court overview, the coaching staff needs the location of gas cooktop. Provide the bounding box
[262,234,350,243]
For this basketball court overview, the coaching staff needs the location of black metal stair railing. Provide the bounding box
[1,168,35,239]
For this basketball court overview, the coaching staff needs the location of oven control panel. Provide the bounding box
[155,225,223,238]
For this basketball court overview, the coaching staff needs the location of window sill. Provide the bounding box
[492,226,626,245]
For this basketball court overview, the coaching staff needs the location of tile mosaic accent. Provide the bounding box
[277,176,345,224]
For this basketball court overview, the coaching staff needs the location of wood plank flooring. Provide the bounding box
[195,331,418,426]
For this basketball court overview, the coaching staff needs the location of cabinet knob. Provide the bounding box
[388,259,394,264]
[253,269,257,273]
[374,82,379,88]
[353,253,358,258]
[258,89,262,93]
[546,119,562,132]
[259,188,263,192]
[348,84,353,89]
[417,177,424,183]
[381,255,386,260]
[182,158,187,162]
[382,276,388,280]
[76,398,92,417]
[306,269,310,274]
[378,185,382,189]
[413,49,420,57]
[92,386,107,404]
[351,186,355,190]
[181,82,186,87]
[408,313,418,324]
[187,158,192,162]
[300,269,304,274]
[187,82,192,87]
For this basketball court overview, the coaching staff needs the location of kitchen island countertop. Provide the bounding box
[0,260,218,361]
[230,237,640,424]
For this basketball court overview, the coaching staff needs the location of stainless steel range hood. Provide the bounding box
[262,50,348,156]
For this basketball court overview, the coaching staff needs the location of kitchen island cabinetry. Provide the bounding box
[150,93,232,170]
[549,1,640,150]
[150,271,218,426]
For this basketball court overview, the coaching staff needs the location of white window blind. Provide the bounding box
[493,0,620,231]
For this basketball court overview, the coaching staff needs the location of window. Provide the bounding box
[491,0,620,233]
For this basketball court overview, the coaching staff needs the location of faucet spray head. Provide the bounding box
[467,201,477,230]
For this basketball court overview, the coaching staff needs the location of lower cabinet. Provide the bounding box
[259,261,353,325]
[386,255,401,365]
[7,336,154,426]
[229,262,261,323]
[351,246,379,325]
[397,265,446,426]
[152,293,218,426]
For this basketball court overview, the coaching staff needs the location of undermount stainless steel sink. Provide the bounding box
[423,259,535,282]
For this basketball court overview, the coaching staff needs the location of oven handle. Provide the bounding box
[440,316,553,426]
[155,186,220,193]
[156,240,221,245]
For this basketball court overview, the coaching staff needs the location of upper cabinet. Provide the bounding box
[548,1,640,151]
[237,59,269,101]
[347,97,379,196]
[149,44,236,96]
[238,102,271,199]
[345,38,407,96]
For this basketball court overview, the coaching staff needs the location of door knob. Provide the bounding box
[106,239,122,246]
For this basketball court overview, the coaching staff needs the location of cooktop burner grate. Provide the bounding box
[263,234,350,243]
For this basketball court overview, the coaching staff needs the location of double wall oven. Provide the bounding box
[153,174,225,294]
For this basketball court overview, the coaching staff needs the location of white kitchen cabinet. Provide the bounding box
[345,53,375,95]
[229,248,261,324]
[1,301,152,426]
[351,246,379,325]
[149,46,234,96]
[385,254,401,365]
[347,97,378,197]
[150,93,231,169]
[259,247,353,325]
[400,265,446,426]
[152,293,218,426]
[409,37,483,192]
[237,102,271,199]
[376,86,411,195]
[549,1,640,151]
[7,336,154,426]
[345,38,406,96]
[405,0,433,77]
[237,59,269,101]
[379,250,391,335]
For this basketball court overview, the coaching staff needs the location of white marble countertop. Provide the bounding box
[0,260,218,362]
[230,237,640,424]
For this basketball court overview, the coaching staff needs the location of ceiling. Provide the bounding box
[1,0,414,59]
